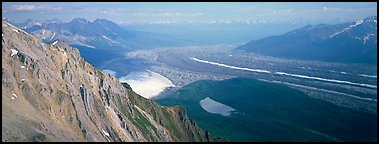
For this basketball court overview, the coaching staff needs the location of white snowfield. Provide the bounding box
[119,70,175,99]
[200,97,235,116]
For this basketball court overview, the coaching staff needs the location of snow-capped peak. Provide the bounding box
[349,19,364,28]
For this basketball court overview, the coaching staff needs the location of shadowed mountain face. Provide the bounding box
[2,21,214,142]
[236,16,377,64]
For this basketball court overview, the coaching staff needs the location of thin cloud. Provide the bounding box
[321,6,377,12]
[222,5,236,9]
[272,10,292,15]
[99,10,121,16]
[3,2,376,25]
[130,12,203,17]
[12,5,63,11]
[74,8,122,16]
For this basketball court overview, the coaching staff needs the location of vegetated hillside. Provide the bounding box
[2,21,214,142]
[157,78,377,142]
[236,16,377,64]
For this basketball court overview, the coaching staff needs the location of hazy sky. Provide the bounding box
[2,2,377,25]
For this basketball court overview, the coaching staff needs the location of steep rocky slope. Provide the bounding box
[2,21,214,142]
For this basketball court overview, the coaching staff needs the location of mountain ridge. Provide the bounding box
[2,20,215,142]
[236,16,377,64]
[11,18,191,51]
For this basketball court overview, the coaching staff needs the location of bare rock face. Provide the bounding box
[2,21,214,142]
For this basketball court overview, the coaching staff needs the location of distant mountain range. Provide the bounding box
[11,18,194,67]
[236,16,377,64]
[12,18,190,51]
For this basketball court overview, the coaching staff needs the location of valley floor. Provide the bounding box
[99,44,376,114]
[81,43,377,142]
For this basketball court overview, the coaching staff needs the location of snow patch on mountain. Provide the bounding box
[330,19,364,38]
[52,40,58,46]
[102,35,117,43]
[363,33,375,44]
[10,49,18,57]
[349,19,364,28]
[79,43,96,48]
[12,29,19,33]
[102,129,110,137]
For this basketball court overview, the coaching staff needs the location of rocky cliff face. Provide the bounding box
[2,21,214,142]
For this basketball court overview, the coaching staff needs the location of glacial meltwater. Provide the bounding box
[199,97,235,116]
